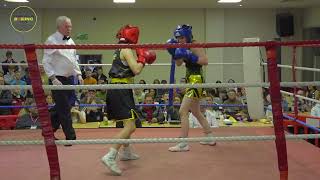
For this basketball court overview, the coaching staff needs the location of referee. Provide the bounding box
[43,16,84,141]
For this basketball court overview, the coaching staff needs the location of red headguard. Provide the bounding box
[116,25,139,44]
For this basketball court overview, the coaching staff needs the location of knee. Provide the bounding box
[192,111,202,119]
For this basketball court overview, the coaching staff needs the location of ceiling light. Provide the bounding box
[113,0,135,3]
[218,0,242,3]
[4,0,29,2]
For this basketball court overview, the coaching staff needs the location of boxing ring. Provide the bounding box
[0,41,320,180]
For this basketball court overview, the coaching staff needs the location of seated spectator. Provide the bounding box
[11,89,25,115]
[39,66,49,85]
[218,89,228,102]
[238,87,247,105]
[4,65,16,84]
[139,93,165,123]
[148,88,159,102]
[159,92,169,104]
[80,90,103,122]
[204,94,214,112]
[93,67,107,83]
[166,95,181,122]
[0,76,12,115]
[21,67,31,85]
[189,98,219,128]
[223,89,248,120]
[157,79,169,98]
[83,69,97,85]
[2,50,18,75]
[16,102,41,129]
[96,79,107,102]
[71,100,86,124]
[133,88,145,104]
[10,70,27,98]
[296,89,309,112]
[153,79,160,84]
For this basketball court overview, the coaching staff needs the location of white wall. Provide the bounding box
[303,8,320,28]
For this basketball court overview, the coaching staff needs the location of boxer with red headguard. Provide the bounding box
[101,25,156,176]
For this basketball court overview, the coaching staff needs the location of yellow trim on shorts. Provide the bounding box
[184,75,203,100]
[111,77,134,84]
[112,109,138,122]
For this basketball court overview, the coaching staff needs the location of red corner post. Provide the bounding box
[266,43,288,180]
[24,44,61,180]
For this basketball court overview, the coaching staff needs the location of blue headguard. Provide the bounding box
[174,24,193,43]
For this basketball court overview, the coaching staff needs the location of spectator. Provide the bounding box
[4,65,16,84]
[139,93,165,123]
[83,69,97,85]
[189,98,219,128]
[204,94,214,112]
[10,71,27,98]
[94,66,107,83]
[0,76,12,115]
[16,102,41,129]
[2,50,18,75]
[296,89,309,112]
[166,95,181,122]
[139,79,148,94]
[238,87,247,105]
[21,68,31,85]
[11,89,25,115]
[133,88,145,104]
[80,90,103,122]
[223,89,246,119]
[71,100,86,124]
[157,79,169,99]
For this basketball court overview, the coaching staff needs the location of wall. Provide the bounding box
[0,8,305,83]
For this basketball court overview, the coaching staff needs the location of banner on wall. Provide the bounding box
[10,6,37,33]
[76,33,89,41]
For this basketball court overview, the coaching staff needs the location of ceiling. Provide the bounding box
[1,0,320,9]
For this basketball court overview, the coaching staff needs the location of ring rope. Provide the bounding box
[2,40,320,49]
[1,134,319,146]
[261,62,320,73]
[280,90,320,104]
[0,103,247,109]
[0,62,243,66]
[1,82,320,90]
[283,114,320,133]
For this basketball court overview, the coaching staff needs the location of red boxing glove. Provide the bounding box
[136,48,156,66]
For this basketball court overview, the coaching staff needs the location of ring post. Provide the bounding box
[24,44,61,180]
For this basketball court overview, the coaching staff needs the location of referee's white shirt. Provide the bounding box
[43,31,81,78]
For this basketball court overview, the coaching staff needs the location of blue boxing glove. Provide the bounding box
[166,38,178,56]
[174,48,199,63]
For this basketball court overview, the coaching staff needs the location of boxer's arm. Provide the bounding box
[121,48,144,75]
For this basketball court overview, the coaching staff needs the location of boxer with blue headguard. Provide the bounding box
[166,24,216,152]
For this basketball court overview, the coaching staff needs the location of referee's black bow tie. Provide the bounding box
[63,36,70,41]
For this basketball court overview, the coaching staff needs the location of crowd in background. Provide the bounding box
[0,50,318,130]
